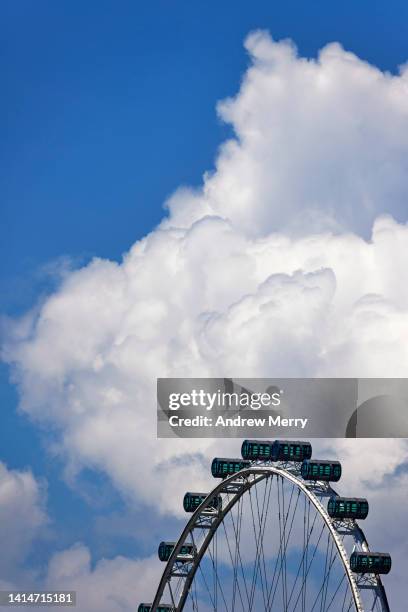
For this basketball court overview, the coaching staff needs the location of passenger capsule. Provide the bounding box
[241,439,273,460]
[350,552,392,574]
[183,492,222,513]
[301,459,342,482]
[327,496,369,520]
[271,440,312,462]
[138,605,174,612]
[211,457,250,478]
[158,541,196,562]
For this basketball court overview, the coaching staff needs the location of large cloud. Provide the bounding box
[2,31,408,609]
[3,215,408,515]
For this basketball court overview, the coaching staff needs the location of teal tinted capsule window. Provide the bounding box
[158,542,177,562]
[272,441,312,462]
[242,440,272,459]
[292,444,300,458]
[211,458,250,478]
[158,542,195,562]
[183,492,222,512]
[183,492,205,512]
[301,460,342,482]
[327,497,369,520]
[257,442,272,458]
[350,552,392,574]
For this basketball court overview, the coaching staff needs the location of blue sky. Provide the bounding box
[3,1,408,315]
[1,1,408,605]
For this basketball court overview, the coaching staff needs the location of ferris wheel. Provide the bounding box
[139,440,391,612]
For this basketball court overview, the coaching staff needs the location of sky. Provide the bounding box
[1,2,408,610]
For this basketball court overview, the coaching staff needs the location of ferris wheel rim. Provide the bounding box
[151,464,389,612]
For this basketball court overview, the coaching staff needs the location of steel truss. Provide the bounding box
[151,464,390,612]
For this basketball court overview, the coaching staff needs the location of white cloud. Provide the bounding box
[165,31,408,238]
[2,30,408,609]
[3,215,408,518]
[45,544,161,611]
[0,462,47,577]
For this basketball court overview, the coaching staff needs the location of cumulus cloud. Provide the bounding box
[3,215,408,516]
[0,462,47,578]
[2,30,408,609]
[45,545,160,612]
[165,31,408,237]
